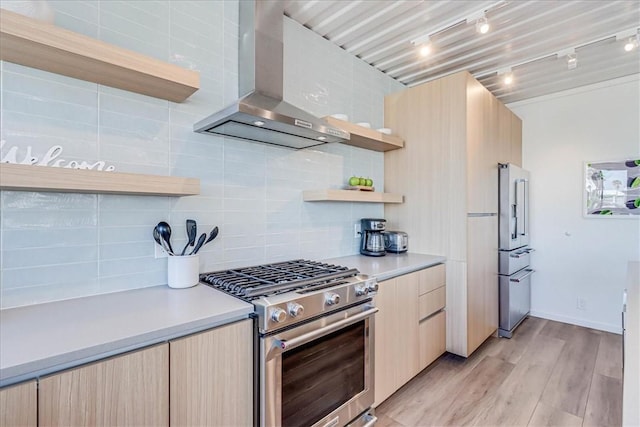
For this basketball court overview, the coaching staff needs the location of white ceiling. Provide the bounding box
[284,0,640,103]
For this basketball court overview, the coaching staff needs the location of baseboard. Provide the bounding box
[530,310,622,334]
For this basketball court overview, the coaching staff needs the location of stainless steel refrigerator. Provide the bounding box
[498,163,535,338]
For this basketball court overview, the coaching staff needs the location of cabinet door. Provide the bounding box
[497,102,513,164]
[0,381,36,427]
[373,278,397,406]
[510,113,523,167]
[466,77,498,214]
[419,311,447,370]
[170,319,253,427]
[395,272,420,385]
[467,216,499,355]
[39,344,169,427]
[374,271,422,407]
[418,263,446,295]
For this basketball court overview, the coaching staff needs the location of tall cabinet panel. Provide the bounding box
[384,71,521,357]
[466,216,499,353]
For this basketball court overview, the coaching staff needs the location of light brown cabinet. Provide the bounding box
[169,319,253,427]
[417,265,447,371]
[39,344,169,427]
[374,264,446,407]
[384,71,521,358]
[0,380,37,427]
[0,319,253,427]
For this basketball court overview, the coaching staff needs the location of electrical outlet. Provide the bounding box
[155,243,168,258]
[354,223,362,238]
[577,297,586,310]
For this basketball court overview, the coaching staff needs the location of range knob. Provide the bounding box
[325,292,340,306]
[288,302,304,317]
[355,285,369,297]
[367,282,379,293]
[270,307,287,323]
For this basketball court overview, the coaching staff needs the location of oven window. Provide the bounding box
[281,321,365,427]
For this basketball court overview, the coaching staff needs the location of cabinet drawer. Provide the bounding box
[419,264,446,295]
[419,311,446,370]
[419,286,446,320]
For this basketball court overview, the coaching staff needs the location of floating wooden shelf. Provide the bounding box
[0,9,199,102]
[323,117,404,152]
[0,164,200,196]
[303,189,403,203]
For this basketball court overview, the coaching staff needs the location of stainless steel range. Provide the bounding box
[200,259,378,427]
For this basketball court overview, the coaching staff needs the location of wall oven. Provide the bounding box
[262,304,377,427]
[199,259,379,427]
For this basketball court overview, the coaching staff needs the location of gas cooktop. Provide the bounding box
[200,259,378,333]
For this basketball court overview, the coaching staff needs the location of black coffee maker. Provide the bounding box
[360,218,386,257]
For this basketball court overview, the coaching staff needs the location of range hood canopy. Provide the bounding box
[193,1,349,149]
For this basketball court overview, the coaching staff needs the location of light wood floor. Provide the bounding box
[375,317,623,427]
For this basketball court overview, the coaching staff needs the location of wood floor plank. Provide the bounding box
[539,327,601,417]
[472,333,565,427]
[528,401,583,427]
[594,332,623,379]
[538,319,579,341]
[378,337,505,426]
[374,413,406,427]
[420,356,515,426]
[583,373,623,427]
[486,316,548,364]
[376,319,622,427]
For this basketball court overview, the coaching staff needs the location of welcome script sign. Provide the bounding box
[0,140,116,171]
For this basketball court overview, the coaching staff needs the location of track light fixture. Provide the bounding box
[498,68,513,85]
[616,29,639,52]
[624,36,638,52]
[411,35,432,57]
[557,48,577,70]
[476,16,490,34]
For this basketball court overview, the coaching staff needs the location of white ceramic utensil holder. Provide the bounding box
[168,255,199,289]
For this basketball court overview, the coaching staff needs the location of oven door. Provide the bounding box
[261,303,377,427]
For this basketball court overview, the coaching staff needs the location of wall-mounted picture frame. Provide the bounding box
[584,158,640,218]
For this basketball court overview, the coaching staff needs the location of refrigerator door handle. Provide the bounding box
[516,179,527,237]
[510,268,535,282]
[523,179,529,237]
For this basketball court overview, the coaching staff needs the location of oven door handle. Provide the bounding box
[275,307,378,352]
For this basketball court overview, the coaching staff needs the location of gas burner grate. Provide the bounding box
[200,259,358,300]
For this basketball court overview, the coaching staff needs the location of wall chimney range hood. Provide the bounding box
[193,1,350,149]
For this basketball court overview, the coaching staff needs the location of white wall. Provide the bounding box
[508,75,640,333]
[0,1,403,308]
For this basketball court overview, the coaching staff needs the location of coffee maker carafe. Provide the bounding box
[360,218,386,257]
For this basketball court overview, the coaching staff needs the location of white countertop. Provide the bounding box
[0,284,253,387]
[0,252,444,388]
[325,252,446,282]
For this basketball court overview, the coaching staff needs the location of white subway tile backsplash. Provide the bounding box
[99,256,161,277]
[0,0,392,308]
[2,210,98,229]
[99,225,157,245]
[2,91,98,125]
[1,228,98,250]
[1,279,101,309]
[3,245,98,269]
[2,191,96,210]
[2,71,98,107]
[98,269,166,292]
[2,262,99,289]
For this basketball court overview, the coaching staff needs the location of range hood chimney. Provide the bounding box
[193,1,350,149]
